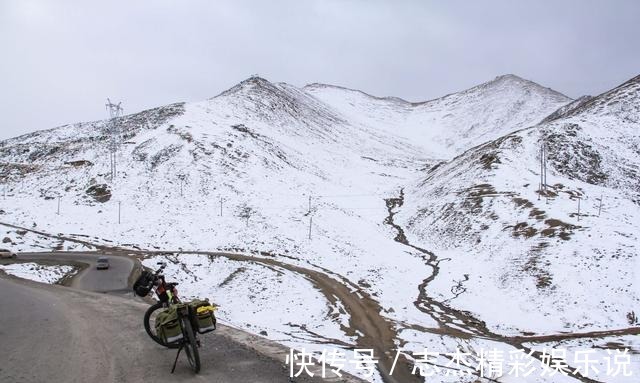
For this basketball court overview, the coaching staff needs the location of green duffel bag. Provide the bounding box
[155,305,184,344]
[188,299,217,334]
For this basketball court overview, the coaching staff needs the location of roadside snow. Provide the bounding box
[0,262,77,284]
[1,226,97,252]
[142,254,352,346]
[142,253,384,382]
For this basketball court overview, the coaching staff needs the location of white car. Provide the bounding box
[0,249,17,259]
[96,256,110,270]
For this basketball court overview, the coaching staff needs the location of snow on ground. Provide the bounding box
[0,262,77,284]
[1,225,97,252]
[1,74,638,382]
[305,74,570,158]
[399,141,640,335]
[377,328,609,383]
[525,336,640,383]
[142,253,351,347]
[141,253,390,383]
[397,75,640,335]
[0,74,442,347]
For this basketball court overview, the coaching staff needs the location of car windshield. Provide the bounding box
[98,257,108,262]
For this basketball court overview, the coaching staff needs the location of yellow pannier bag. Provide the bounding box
[188,299,217,334]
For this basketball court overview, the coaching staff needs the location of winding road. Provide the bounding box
[0,252,362,383]
[18,251,134,292]
[2,223,637,383]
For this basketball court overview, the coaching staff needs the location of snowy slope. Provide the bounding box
[397,74,640,335]
[0,77,424,196]
[0,263,77,284]
[305,74,571,158]
[0,77,435,315]
[1,73,637,382]
[0,76,438,383]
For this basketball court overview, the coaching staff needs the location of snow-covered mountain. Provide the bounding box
[1,73,638,382]
[397,74,640,334]
[0,77,437,382]
[0,77,426,197]
[305,74,571,158]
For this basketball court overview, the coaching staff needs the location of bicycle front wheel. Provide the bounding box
[181,317,201,373]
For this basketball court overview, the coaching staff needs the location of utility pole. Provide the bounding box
[219,196,223,217]
[540,145,543,194]
[57,196,61,215]
[307,194,313,239]
[105,99,123,182]
[177,174,186,197]
[543,143,547,191]
[118,201,121,224]
[577,196,581,221]
[598,194,603,217]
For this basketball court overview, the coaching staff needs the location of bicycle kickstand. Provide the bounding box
[171,345,184,374]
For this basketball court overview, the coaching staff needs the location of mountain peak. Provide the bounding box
[471,73,571,102]
[489,74,552,88]
[239,75,272,87]
[213,75,277,99]
[493,73,526,82]
[489,73,545,88]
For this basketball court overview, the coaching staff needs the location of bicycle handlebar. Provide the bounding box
[154,263,167,275]
[151,262,178,288]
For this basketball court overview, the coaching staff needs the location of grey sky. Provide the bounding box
[1,0,639,140]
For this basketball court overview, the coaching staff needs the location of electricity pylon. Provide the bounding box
[105,99,123,182]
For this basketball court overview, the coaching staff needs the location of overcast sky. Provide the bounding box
[1,0,639,140]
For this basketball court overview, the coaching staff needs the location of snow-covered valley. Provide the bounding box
[0,73,638,382]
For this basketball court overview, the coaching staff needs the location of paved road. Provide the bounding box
[0,254,359,383]
[18,252,134,292]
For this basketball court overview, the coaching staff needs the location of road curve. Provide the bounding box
[0,256,362,383]
[18,252,134,292]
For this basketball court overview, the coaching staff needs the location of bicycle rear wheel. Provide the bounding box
[181,318,201,373]
[143,302,180,349]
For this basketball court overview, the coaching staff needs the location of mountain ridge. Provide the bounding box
[397,73,640,334]
[305,73,570,107]
[0,72,639,383]
[305,73,572,158]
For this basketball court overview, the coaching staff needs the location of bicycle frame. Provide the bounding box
[150,263,181,305]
